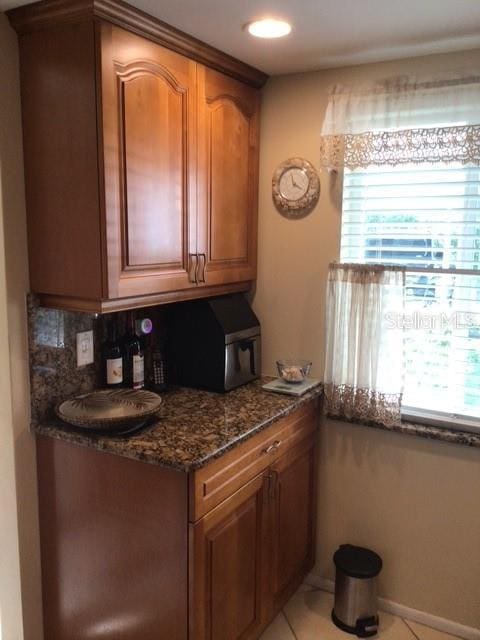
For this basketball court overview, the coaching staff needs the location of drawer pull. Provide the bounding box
[262,440,281,455]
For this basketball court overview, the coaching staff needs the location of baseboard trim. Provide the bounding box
[305,574,480,640]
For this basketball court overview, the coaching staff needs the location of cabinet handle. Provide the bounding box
[194,253,200,284]
[263,471,279,501]
[269,470,278,500]
[198,253,206,283]
[188,253,198,284]
[262,440,281,455]
[263,473,272,504]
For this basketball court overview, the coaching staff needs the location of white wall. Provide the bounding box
[253,48,480,629]
[0,14,42,640]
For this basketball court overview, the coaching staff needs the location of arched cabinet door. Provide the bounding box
[197,66,260,287]
[100,24,197,299]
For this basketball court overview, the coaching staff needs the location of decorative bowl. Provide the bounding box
[55,388,162,431]
[276,359,312,384]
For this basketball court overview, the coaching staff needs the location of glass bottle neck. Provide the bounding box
[108,319,118,342]
[126,312,136,335]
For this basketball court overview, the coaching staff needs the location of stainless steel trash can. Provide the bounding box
[332,544,383,637]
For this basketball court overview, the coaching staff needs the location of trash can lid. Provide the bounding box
[333,544,382,579]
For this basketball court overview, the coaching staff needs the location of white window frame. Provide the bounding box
[340,163,480,434]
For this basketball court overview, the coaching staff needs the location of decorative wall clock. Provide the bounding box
[272,157,320,218]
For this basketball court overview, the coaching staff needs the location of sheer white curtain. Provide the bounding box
[319,73,480,169]
[324,264,405,427]
[320,71,479,427]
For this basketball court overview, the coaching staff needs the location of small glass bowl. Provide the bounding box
[276,359,312,384]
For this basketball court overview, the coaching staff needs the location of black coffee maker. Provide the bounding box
[167,294,261,392]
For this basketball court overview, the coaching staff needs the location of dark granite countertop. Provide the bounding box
[34,378,323,472]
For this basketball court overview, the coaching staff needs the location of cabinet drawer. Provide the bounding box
[189,399,318,521]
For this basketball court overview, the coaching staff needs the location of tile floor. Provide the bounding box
[259,585,461,640]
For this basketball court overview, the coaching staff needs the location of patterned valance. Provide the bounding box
[319,74,480,170]
[320,124,480,170]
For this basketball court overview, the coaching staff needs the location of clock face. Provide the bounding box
[272,157,320,219]
[279,168,309,201]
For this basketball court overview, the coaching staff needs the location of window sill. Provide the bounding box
[398,419,480,448]
[328,415,480,449]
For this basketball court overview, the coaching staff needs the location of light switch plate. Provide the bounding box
[76,330,94,367]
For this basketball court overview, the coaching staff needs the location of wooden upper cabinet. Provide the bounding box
[17,21,103,302]
[8,1,265,312]
[99,24,197,299]
[197,66,260,287]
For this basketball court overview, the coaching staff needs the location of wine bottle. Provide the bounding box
[102,317,123,387]
[122,312,145,390]
[135,318,154,388]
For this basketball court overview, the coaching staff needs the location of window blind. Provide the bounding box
[341,163,480,424]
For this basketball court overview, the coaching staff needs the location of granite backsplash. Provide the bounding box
[27,295,167,425]
[28,295,103,425]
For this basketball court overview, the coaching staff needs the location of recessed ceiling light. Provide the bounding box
[246,18,292,39]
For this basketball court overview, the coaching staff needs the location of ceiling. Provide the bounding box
[2,0,480,75]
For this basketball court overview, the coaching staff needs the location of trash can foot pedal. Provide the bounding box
[332,610,379,637]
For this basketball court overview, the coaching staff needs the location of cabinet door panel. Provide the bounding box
[197,66,259,286]
[190,473,268,640]
[209,100,249,261]
[123,71,184,267]
[269,436,317,614]
[100,24,197,298]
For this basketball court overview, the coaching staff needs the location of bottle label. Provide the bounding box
[133,354,144,389]
[106,357,123,385]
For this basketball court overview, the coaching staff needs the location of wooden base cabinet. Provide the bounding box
[191,435,318,640]
[190,473,269,640]
[36,400,319,640]
[9,0,265,313]
[270,437,318,614]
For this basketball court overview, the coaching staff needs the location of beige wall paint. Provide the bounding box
[318,421,480,628]
[0,165,24,637]
[0,14,42,640]
[253,48,480,629]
